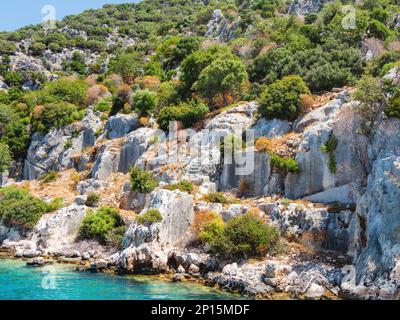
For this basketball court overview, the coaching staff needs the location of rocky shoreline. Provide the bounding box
[1,77,400,300]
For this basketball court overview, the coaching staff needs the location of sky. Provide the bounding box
[0,0,137,32]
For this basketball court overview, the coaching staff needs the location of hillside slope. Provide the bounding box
[0,0,400,299]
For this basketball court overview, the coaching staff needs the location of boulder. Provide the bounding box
[252,118,291,139]
[105,113,139,139]
[305,283,325,300]
[138,189,195,246]
[32,204,88,254]
[90,142,121,180]
[76,179,108,195]
[304,183,361,205]
[220,204,250,222]
[118,128,161,173]
[119,189,151,212]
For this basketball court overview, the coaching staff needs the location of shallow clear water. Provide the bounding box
[0,258,241,300]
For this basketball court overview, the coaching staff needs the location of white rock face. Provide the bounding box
[76,179,109,195]
[205,9,239,41]
[32,204,88,254]
[288,0,328,15]
[252,118,291,139]
[105,114,139,139]
[118,127,160,173]
[0,172,8,187]
[23,109,102,180]
[269,204,357,255]
[0,220,21,243]
[116,189,194,273]
[286,96,369,200]
[90,141,121,180]
[354,156,400,284]
[141,189,195,245]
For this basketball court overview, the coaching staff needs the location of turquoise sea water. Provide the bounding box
[0,258,240,300]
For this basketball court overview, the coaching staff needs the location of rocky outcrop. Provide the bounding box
[1,204,113,259]
[32,204,88,254]
[119,182,151,212]
[91,141,121,180]
[286,95,369,201]
[76,179,109,195]
[0,220,21,243]
[206,258,343,299]
[115,189,194,273]
[288,0,328,15]
[269,203,356,255]
[23,109,102,180]
[252,118,291,139]
[185,102,258,183]
[118,127,161,173]
[219,149,275,196]
[349,155,400,296]
[105,114,139,139]
[205,9,239,42]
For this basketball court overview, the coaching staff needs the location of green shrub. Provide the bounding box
[321,134,338,173]
[109,52,142,83]
[46,197,64,212]
[194,58,248,101]
[353,75,384,134]
[4,71,23,87]
[39,170,59,184]
[79,206,126,247]
[0,187,49,230]
[386,94,400,119]
[129,166,159,193]
[2,118,31,159]
[85,192,101,207]
[179,45,234,98]
[368,19,391,40]
[0,142,12,173]
[35,102,83,132]
[136,209,163,225]
[0,40,17,55]
[270,153,300,173]
[195,211,225,245]
[157,100,208,131]
[207,213,282,259]
[203,192,236,204]
[41,78,88,106]
[132,89,158,116]
[164,180,193,192]
[258,75,310,121]
[64,139,73,149]
[94,100,112,113]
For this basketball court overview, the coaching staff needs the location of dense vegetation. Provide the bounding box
[0,187,60,230]
[129,166,159,193]
[136,209,163,224]
[195,211,282,259]
[0,0,399,168]
[79,206,127,248]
